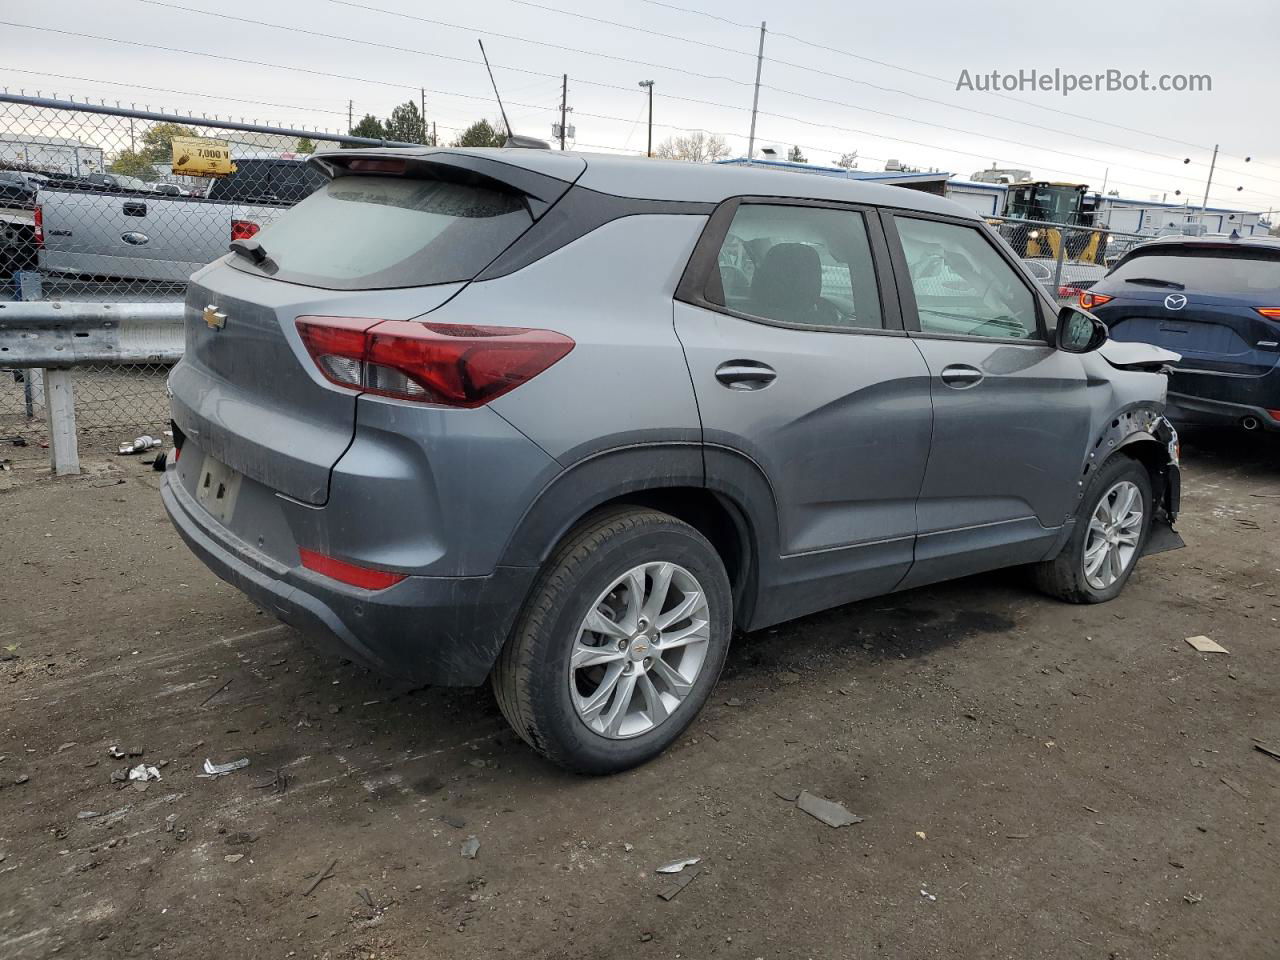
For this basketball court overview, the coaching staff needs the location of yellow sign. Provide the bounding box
[171,136,236,177]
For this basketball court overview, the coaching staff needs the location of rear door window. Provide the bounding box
[1109,249,1280,294]
[228,173,533,289]
[710,203,884,330]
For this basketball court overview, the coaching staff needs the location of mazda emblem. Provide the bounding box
[1164,294,1188,311]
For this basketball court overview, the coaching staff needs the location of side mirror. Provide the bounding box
[1056,304,1108,354]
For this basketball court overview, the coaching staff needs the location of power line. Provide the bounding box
[127,2,1280,201]
[8,16,1273,208]
[508,0,1280,191]
[638,0,1239,159]
[316,0,751,86]
[0,68,352,118]
[506,0,755,60]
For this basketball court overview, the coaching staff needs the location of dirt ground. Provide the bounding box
[1,430,1278,960]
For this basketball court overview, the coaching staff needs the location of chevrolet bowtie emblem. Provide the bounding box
[203,304,227,330]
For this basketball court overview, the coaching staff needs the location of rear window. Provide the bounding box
[228,174,533,289]
[1109,248,1280,295]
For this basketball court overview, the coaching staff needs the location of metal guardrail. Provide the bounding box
[0,300,183,366]
[0,301,183,474]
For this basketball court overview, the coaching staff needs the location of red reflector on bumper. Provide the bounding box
[298,548,407,590]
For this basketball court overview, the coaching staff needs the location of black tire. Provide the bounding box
[492,507,732,774]
[1033,455,1152,603]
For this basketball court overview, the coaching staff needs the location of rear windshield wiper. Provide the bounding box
[229,238,273,268]
[1123,276,1185,289]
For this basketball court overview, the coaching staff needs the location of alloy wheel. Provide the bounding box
[1083,479,1144,590]
[568,561,711,739]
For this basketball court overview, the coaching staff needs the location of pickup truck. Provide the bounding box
[36,154,325,282]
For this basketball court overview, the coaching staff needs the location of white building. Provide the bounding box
[0,134,103,175]
[1095,196,1269,237]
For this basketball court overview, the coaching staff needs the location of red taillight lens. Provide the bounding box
[298,548,407,590]
[1080,291,1112,309]
[231,219,260,241]
[32,204,43,248]
[1058,285,1082,299]
[1255,307,1280,320]
[1267,409,1280,422]
[295,317,575,408]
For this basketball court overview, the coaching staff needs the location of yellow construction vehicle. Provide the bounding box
[1002,181,1106,263]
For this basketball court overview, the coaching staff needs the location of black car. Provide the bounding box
[0,170,37,207]
[1084,235,1280,433]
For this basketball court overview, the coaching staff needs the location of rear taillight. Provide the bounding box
[32,204,43,248]
[1058,285,1082,299]
[298,548,406,590]
[231,219,260,241]
[1255,307,1280,320]
[295,316,575,408]
[1080,291,1112,309]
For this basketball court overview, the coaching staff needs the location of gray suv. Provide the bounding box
[162,148,1182,773]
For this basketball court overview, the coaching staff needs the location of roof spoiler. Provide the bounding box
[503,134,552,150]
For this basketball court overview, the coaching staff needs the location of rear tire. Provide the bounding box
[1033,455,1152,603]
[492,507,732,774]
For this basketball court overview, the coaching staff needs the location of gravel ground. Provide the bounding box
[0,429,1277,960]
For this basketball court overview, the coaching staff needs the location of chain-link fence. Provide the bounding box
[986,215,1147,305]
[1,94,415,462]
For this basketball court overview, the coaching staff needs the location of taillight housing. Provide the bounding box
[1255,307,1280,321]
[295,316,574,408]
[1080,291,1112,310]
[32,204,43,248]
[231,219,260,241]
[1058,285,1083,299]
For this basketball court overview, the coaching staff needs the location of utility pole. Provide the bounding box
[1199,143,1219,228]
[431,121,437,147]
[559,74,568,150]
[746,21,766,161]
[347,99,353,135]
[420,87,427,144]
[638,80,654,157]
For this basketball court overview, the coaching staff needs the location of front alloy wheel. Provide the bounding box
[1082,480,1144,589]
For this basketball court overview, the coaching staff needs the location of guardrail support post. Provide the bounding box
[42,368,80,476]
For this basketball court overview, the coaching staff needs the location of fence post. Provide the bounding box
[42,367,80,476]
[1051,236,1067,294]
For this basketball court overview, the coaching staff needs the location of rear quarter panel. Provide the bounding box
[426,214,709,464]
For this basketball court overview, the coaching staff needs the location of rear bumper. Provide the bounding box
[1165,391,1280,432]
[161,467,536,686]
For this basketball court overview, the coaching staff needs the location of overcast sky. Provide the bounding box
[2,0,1278,213]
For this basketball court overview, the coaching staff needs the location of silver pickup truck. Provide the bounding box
[37,155,325,282]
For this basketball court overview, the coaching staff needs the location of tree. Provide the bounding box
[787,145,807,163]
[138,122,197,163]
[295,137,317,154]
[384,100,426,144]
[108,150,157,180]
[654,131,730,163]
[452,119,505,148]
[344,114,387,147]
[835,151,858,169]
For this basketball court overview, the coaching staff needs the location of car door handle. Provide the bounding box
[939,364,984,389]
[715,360,776,390]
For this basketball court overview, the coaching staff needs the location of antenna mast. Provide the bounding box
[477,40,513,141]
